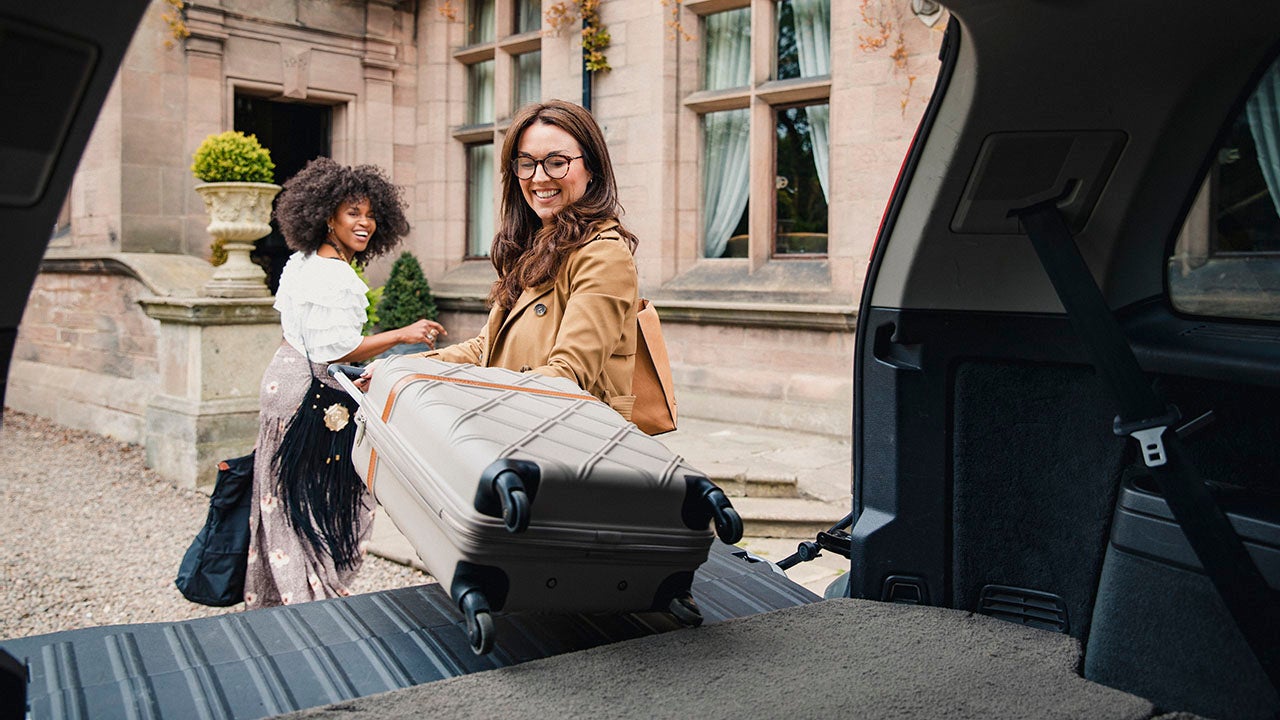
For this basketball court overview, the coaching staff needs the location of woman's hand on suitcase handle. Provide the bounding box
[328,364,365,381]
[354,359,382,392]
[398,319,447,349]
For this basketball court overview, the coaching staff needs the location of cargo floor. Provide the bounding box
[2,542,815,720]
[287,598,1180,720]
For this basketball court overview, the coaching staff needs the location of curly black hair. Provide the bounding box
[273,157,410,263]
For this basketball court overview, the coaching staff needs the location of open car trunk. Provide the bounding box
[850,1,1280,718]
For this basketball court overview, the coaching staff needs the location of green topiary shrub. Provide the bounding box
[351,262,384,335]
[191,130,276,183]
[377,252,437,331]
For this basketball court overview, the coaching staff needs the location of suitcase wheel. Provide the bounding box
[501,487,530,533]
[709,492,744,544]
[492,470,532,533]
[467,610,495,656]
[460,589,495,655]
[668,594,704,628]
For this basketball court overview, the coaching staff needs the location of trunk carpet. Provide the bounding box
[287,598,1164,720]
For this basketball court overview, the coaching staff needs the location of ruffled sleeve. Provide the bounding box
[274,252,369,362]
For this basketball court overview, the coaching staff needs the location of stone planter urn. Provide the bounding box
[195,181,282,298]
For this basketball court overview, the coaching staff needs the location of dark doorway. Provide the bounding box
[235,95,332,293]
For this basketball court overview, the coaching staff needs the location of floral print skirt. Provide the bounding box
[244,342,375,608]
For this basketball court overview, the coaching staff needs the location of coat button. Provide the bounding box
[535,303,547,316]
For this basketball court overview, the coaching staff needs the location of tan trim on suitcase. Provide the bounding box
[386,373,598,406]
[365,372,598,493]
[366,451,379,493]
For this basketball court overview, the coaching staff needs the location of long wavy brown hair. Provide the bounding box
[488,100,638,309]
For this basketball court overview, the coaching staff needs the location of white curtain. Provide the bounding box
[791,0,831,200]
[468,60,494,125]
[1246,58,1280,218]
[467,144,494,257]
[516,0,540,34]
[703,109,751,258]
[704,7,750,91]
[701,9,751,258]
[514,51,541,110]
[469,0,495,44]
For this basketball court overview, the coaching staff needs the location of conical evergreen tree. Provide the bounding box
[377,251,437,331]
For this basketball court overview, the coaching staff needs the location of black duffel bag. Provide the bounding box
[176,452,254,606]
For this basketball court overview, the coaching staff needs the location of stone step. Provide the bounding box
[730,497,846,540]
[706,472,800,499]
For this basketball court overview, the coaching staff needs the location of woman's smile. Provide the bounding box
[329,198,376,257]
[517,123,591,226]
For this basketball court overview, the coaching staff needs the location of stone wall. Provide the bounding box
[9,265,162,442]
[9,252,281,489]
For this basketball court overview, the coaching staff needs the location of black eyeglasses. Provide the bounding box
[511,154,583,180]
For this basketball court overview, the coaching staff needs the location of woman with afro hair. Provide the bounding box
[245,157,445,608]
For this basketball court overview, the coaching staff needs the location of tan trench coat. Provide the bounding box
[422,225,640,420]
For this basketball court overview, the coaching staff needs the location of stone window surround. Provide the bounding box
[669,0,842,308]
[453,0,544,259]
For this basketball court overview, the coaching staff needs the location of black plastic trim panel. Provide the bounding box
[851,306,1088,606]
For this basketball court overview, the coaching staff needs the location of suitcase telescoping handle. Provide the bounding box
[327,364,368,402]
[328,364,365,381]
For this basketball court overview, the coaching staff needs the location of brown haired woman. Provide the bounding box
[246,157,446,608]
[366,99,640,418]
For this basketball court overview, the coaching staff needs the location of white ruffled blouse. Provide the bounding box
[274,251,369,362]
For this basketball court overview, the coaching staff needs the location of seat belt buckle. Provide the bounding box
[1113,405,1180,468]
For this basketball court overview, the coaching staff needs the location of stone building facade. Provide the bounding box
[9,0,944,486]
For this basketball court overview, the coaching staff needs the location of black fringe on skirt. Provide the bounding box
[272,375,364,570]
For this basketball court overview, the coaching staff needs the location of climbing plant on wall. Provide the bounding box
[161,0,189,49]
[546,0,612,73]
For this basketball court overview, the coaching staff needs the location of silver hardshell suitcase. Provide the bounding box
[330,356,742,654]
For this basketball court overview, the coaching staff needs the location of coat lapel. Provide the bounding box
[485,221,621,361]
[489,281,554,358]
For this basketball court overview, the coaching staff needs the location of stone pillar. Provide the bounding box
[362,0,399,169]
[140,297,279,489]
[183,4,229,258]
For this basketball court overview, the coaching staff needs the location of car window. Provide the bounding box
[1169,54,1280,321]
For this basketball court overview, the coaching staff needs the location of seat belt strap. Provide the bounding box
[1015,200,1280,691]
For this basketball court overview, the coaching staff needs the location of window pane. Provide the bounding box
[468,0,495,45]
[515,0,541,34]
[704,8,750,91]
[467,143,495,257]
[776,0,830,81]
[774,104,828,255]
[1169,55,1280,321]
[514,51,541,111]
[702,108,750,258]
[468,60,495,124]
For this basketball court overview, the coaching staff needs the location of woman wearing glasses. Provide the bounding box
[370,99,640,420]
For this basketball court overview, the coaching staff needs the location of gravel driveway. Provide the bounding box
[0,409,429,641]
